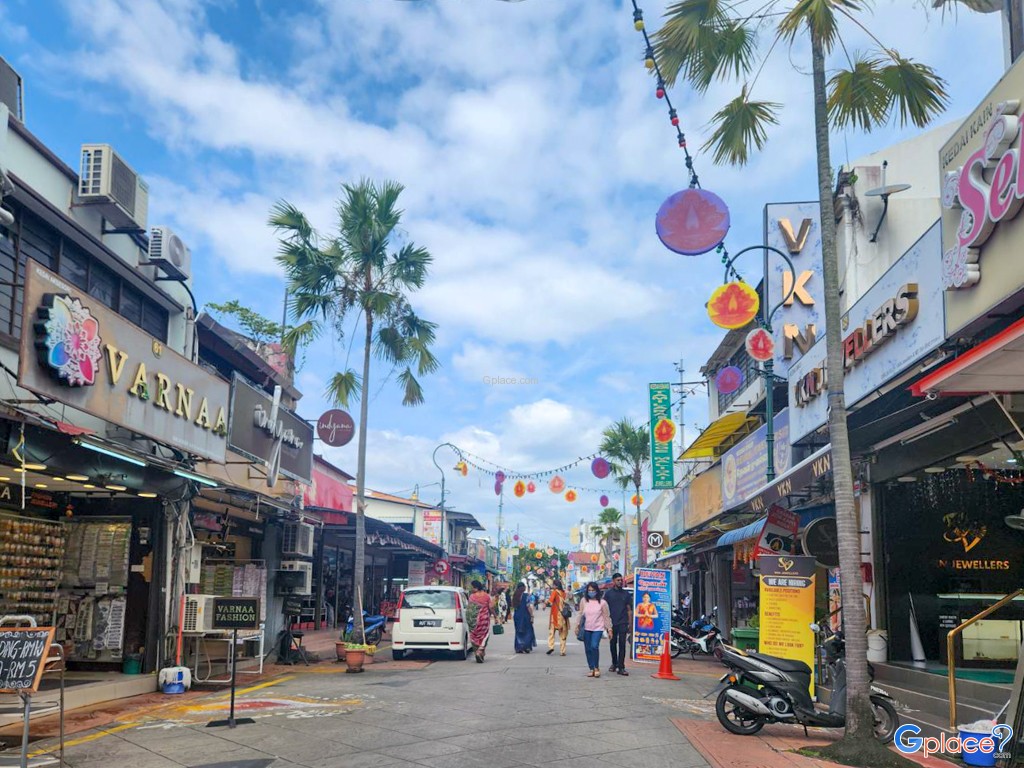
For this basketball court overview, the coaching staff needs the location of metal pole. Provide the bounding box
[431,444,453,554]
[228,628,238,728]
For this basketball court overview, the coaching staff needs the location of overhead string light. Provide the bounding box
[630,0,742,282]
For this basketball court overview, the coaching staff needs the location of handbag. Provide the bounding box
[493,623,504,635]
[560,598,572,621]
[575,622,584,642]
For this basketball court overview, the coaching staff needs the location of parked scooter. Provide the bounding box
[671,608,724,659]
[708,621,898,742]
[346,611,387,645]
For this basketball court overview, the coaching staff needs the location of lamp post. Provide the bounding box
[719,245,797,482]
[431,442,458,555]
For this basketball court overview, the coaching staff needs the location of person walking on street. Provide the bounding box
[575,581,611,677]
[466,580,493,663]
[513,583,536,653]
[546,579,569,656]
[604,572,632,676]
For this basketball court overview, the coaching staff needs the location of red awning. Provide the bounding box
[912,316,1024,397]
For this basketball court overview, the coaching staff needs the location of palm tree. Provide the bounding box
[271,179,439,643]
[600,419,651,577]
[598,507,624,577]
[654,2,948,762]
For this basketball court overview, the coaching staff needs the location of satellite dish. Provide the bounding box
[864,161,911,243]
[1006,511,1024,531]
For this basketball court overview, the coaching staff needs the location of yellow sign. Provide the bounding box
[759,554,816,695]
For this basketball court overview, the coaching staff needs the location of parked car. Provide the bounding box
[391,586,471,661]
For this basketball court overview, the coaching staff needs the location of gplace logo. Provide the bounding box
[894,724,1013,760]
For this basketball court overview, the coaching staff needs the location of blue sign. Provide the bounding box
[632,568,672,663]
[720,409,791,511]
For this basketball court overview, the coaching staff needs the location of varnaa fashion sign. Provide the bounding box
[18,263,229,462]
[787,222,945,443]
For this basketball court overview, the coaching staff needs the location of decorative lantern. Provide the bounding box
[631,493,644,507]
[550,557,558,566]
[707,281,760,329]
[565,489,578,503]
[590,554,599,563]
[513,534,519,542]
[455,461,468,477]
[495,471,506,484]
[513,480,526,498]
[494,480,503,496]
[527,481,536,493]
[745,327,775,362]
[529,542,536,550]
[591,457,611,479]
[549,475,565,493]
[715,365,744,395]
[655,188,731,256]
[535,551,543,560]
[599,495,609,507]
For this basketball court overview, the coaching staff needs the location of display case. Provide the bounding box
[0,514,64,627]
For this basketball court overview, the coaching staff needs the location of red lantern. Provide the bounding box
[591,458,610,479]
[746,327,775,362]
[549,476,565,493]
[513,480,526,498]
[527,481,536,493]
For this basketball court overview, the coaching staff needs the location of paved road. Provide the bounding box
[38,616,723,768]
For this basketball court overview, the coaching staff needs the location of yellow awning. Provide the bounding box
[679,412,760,460]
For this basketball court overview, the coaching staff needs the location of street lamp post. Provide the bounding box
[719,245,797,482]
[431,442,458,557]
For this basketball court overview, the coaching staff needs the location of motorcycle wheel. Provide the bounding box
[870,696,898,744]
[365,627,383,645]
[671,639,684,659]
[715,688,766,735]
[710,639,724,660]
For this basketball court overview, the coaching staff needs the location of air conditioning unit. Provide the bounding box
[182,594,217,633]
[78,144,149,231]
[281,522,315,558]
[143,226,191,281]
[279,561,313,595]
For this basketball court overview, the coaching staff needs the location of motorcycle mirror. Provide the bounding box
[809,623,820,633]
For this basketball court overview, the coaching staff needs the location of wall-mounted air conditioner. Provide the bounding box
[279,561,313,595]
[182,594,217,633]
[78,144,149,231]
[143,226,191,281]
[281,522,314,558]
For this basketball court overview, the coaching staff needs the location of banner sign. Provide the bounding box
[758,555,816,694]
[721,409,791,510]
[408,561,425,587]
[648,383,675,489]
[632,568,671,663]
[749,447,831,513]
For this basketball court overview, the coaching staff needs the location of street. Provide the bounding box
[35,620,718,768]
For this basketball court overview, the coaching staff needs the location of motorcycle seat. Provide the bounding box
[748,652,812,675]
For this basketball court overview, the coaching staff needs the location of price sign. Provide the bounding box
[0,627,54,693]
[212,597,261,630]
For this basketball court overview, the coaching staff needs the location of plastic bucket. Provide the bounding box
[959,730,996,767]
[866,630,888,663]
[122,657,142,675]
[161,668,187,695]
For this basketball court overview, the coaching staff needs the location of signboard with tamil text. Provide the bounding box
[648,383,675,490]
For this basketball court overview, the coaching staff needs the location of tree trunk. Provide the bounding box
[352,276,374,645]
[810,33,894,762]
[634,483,643,570]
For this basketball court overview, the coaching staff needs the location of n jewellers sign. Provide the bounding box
[18,263,229,462]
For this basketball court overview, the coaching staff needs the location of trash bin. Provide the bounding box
[731,627,759,652]
[866,630,888,663]
[958,720,998,767]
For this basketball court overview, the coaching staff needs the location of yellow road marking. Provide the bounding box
[29,722,137,756]
[212,674,295,699]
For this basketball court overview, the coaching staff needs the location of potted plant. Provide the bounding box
[336,630,355,662]
[345,643,370,673]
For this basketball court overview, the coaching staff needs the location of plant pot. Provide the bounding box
[345,649,366,672]
[335,642,347,662]
[363,652,374,665]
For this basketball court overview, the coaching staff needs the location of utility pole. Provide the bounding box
[496,486,504,578]
[674,358,686,453]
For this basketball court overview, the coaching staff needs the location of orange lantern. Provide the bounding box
[631,493,644,506]
[535,551,543,559]
[590,554,599,563]
[454,461,468,477]
[513,480,526,498]
[707,281,760,329]
[549,475,565,493]
[653,418,676,444]
[529,542,536,550]
[564,489,578,503]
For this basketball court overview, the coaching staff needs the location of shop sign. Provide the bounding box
[755,506,799,558]
[316,409,354,447]
[631,568,671,663]
[758,555,816,695]
[940,55,1024,333]
[749,447,831,513]
[0,627,53,693]
[648,383,675,489]
[721,409,791,510]
[408,561,426,587]
[766,202,824,376]
[228,375,313,485]
[18,263,229,462]
[787,224,945,443]
[303,460,352,516]
[419,509,442,545]
[212,597,260,630]
[682,465,722,531]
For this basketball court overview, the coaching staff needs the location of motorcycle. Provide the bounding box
[346,610,387,645]
[708,621,898,742]
[671,608,724,659]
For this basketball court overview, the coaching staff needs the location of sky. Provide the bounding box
[0,0,1005,549]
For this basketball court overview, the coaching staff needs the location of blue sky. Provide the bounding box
[0,0,1004,547]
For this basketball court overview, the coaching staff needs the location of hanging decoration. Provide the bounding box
[455,461,468,477]
[631,493,644,507]
[591,457,611,479]
[495,471,505,484]
[653,417,676,444]
[655,188,731,256]
[535,551,543,560]
[590,554,599,563]
[513,479,526,498]
[529,542,536,549]
[565,489,578,503]
[549,476,566,494]
[707,281,760,329]
[494,480,503,496]
[527,481,536,493]
[599,494,609,507]
[745,327,775,362]
[550,557,558,566]
[526,565,532,571]
[546,548,555,555]
[513,534,520,542]
[715,366,744,396]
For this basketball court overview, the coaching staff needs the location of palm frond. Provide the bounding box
[390,244,432,290]
[282,320,320,355]
[702,86,780,166]
[268,200,315,241]
[398,367,425,406]
[878,53,949,127]
[326,369,361,407]
[374,324,407,366]
[599,418,651,480]
[778,0,866,53]
[654,0,756,91]
[827,54,889,131]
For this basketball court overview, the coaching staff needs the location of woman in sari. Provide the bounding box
[465,580,492,663]
[512,583,536,653]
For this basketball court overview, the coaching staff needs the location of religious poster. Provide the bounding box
[632,568,671,663]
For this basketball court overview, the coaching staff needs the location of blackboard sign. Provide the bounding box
[0,627,54,693]
[212,597,260,630]
[939,613,960,631]
[283,596,303,616]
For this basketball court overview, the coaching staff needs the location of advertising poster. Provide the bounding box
[420,510,442,545]
[408,561,425,588]
[754,505,800,558]
[632,568,671,663]
[758,555,816,694]
[721,409,791,510]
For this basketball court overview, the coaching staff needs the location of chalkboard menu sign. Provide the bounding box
[282,596,303,616]
[939,613,960,632]
[212,597,260,630]
[0,627,54,693]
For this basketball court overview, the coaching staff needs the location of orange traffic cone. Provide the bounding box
[651,632,680,680]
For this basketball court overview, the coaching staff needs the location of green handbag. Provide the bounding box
[493,623,505,635]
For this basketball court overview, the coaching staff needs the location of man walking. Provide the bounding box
[604,572,632,676]
[546,579,569,656]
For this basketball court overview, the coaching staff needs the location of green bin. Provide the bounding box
[731,627,759,652]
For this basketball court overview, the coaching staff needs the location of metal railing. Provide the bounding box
[947,589,1024,729]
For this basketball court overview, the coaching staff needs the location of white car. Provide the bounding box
[391,585,471,660]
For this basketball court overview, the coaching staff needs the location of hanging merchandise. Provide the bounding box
[549,476,566,494]
[599,495,609,507]
[513,480,526,498]
[631,493,644,507]
[565,489,578,503]
[591,457,611,479]
[746,327,775,362]
[707,281,760,329]
[0,515,65,627]
[715,365,744,395]
[527,481,536,493]
[656,188,731,256]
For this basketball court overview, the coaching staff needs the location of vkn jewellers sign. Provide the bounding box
[18,263,229,462]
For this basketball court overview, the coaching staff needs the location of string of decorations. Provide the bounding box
[970,461,1024,485]
[629,0,742,282]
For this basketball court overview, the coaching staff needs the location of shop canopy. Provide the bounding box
[716,517,767,548]
[318,512,442,559]
[911,316,1024,397]
[679,412,760,460]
